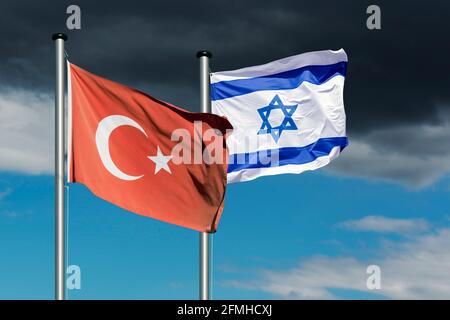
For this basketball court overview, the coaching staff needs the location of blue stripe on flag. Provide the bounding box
[227,137,348,173]
[211,62,347,101]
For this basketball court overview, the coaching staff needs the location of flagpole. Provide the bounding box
[197,50,212,300]
[52,33,67,300]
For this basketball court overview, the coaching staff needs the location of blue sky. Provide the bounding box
[1,0,450,300]
[1,167,449,299]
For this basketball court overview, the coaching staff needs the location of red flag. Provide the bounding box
[67,63,232,232]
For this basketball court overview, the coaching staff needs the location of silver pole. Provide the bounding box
[197,50,212,300]
[199,232,211,300]
[52,33,67,300]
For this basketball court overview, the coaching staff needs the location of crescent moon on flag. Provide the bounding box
[95,115,148,181]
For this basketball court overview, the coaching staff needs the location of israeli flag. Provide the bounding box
[211,49,348,183]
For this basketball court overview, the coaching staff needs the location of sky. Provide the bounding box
[0,0,450,299]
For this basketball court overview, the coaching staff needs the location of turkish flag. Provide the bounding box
[67,63,232,232]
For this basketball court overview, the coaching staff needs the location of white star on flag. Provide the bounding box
[148,146,172,174]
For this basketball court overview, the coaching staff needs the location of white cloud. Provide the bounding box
[326,119,450,188]
[0,88,53,174]
[0,85,449,192]
[226,226,450,299]
[338,215,429,234]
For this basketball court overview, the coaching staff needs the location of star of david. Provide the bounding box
[257,95,298,143]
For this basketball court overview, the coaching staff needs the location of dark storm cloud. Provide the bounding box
[1,0,449,131]
[1,0,450,185]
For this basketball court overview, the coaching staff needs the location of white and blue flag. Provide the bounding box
[211,49,348,183]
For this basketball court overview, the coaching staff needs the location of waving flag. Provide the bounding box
[67,63,232,232]
[211,49,348,183]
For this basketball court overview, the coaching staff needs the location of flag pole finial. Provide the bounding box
[52,33,68,41]
[196,50,212,59]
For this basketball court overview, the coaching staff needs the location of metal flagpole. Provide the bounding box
[197,50,212,300]
[52,33,67,300]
